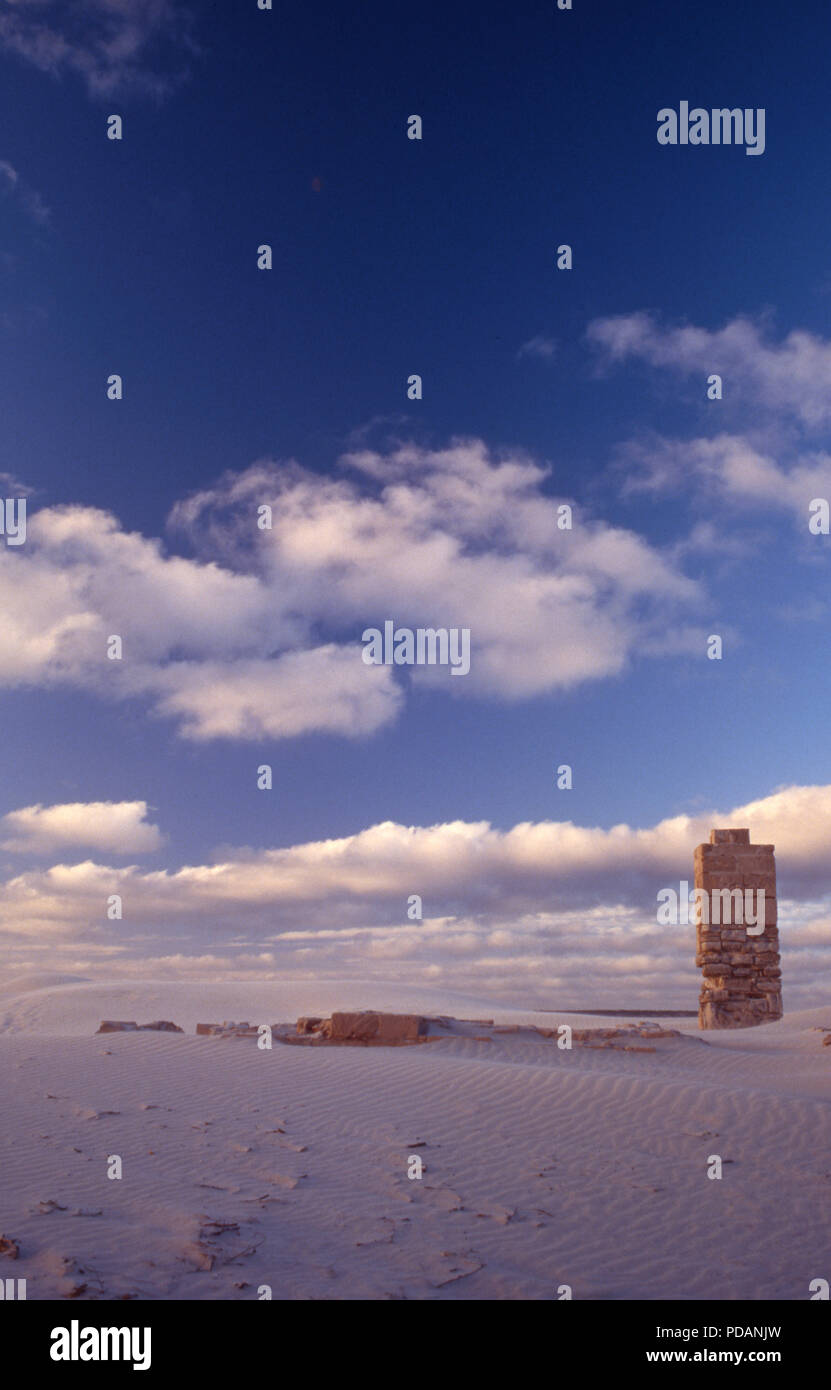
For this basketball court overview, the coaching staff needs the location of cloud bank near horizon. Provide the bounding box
[1,782,829,1009]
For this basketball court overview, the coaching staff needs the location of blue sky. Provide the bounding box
[1,0,830,1006]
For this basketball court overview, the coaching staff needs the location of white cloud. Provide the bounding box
[0,469,36,496]
[0,800,164,854]
[0,441,704,738]
[517,334,556,360]
[0,783,829,1008]
[145,649,402,741]
[588,312,831,428]
[0,158,49,224]
[171,440,702,700]
[0,0,197,99]
[619,432,831,524]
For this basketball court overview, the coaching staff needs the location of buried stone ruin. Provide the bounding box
[695,828,782,1029]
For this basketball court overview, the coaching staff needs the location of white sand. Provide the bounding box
[1,976,829,1300]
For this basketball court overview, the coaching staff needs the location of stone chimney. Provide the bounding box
[694,828,782,1028]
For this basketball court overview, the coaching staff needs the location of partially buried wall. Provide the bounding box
[695,828,782,1029]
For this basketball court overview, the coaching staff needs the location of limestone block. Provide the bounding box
[328,1011,428,1042]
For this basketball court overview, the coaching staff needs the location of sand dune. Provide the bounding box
[1,978,829,1300]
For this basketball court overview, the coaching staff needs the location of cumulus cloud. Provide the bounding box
[588,312,831,428]
[0,440,704,739]
[170,440,702,699]
[0,800,164,854]
[0,0,198,99]
[0,783,829,1008]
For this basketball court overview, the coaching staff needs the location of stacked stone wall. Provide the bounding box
[695,828,782,1029]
